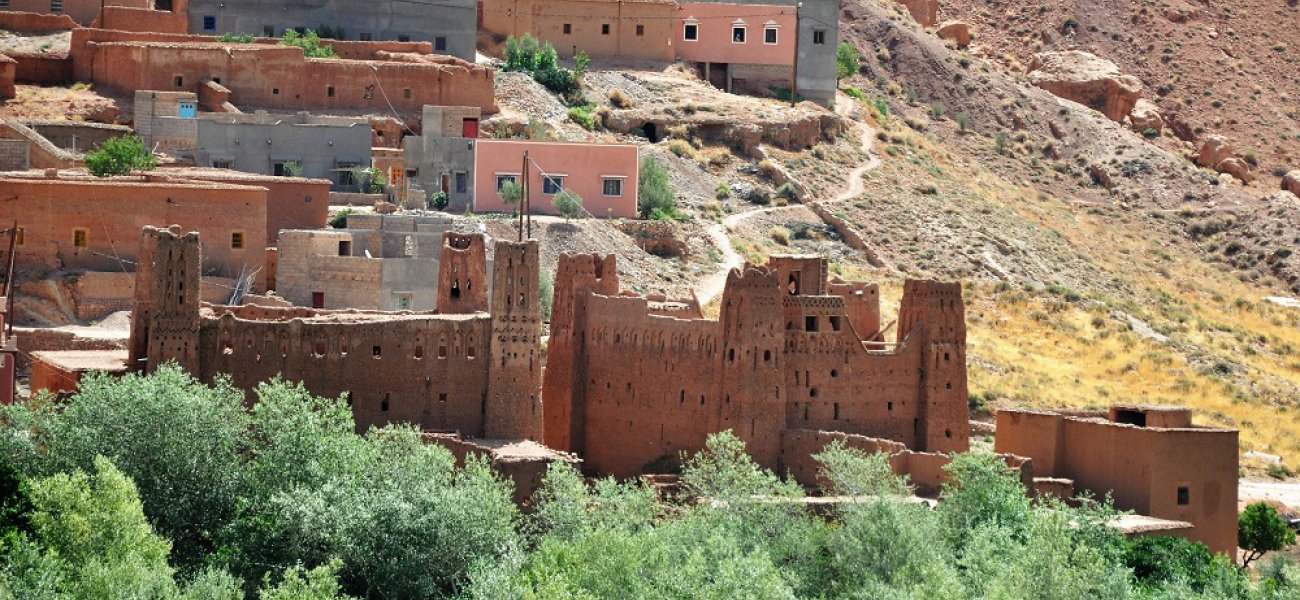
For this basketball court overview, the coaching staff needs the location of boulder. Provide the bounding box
[936,21,971,47]
[1129,99,1164,135]
[373,201,399,214]
[1195,135,1234,169]
[1283,170,1300,197]
[1027,51,1143,121]
[895,0,938,27]
[1216,157,1254,184]
[1088,163,1115,190]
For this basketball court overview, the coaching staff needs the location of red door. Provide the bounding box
[462,118,479,138]
[312,292,325,309]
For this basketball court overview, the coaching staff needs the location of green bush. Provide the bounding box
[552,189,585,220]
[842,86,864,100]
[218,32,255,43]
[504,34,579,95]
[329,208,354,229]
[498,179,523,209]
[84,135,157,177]
[279,29,335,58]
[567,105,598,130]
[430,191,449,211]
[836,42,861,80]
[1240,502,1297,567]
[637,156,678,219]
[1123,536,1218,590]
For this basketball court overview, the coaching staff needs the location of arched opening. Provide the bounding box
[643,122,659,142]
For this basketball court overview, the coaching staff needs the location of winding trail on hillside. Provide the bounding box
[695,95,881,305]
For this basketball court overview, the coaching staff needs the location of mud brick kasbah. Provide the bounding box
[131,226,969,477]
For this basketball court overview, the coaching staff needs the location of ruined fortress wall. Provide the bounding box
[77,37,495,113]
[898,280,970,454]
[782,331,924,447]
[484,240,543,440]
[2,177,267,283]
[197,311,493,434]
[541,253,620,453]
[436,232,488,314]
[827,280,881,339]
[578,292,724,476]
[994,410,1066,477]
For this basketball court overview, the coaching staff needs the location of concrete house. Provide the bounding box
[474,139,639,218]
[194,112,373,191]
[402,105,481,211]
[184,0,477,61]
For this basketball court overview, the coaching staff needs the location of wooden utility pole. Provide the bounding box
[4,221,17,338]
[518,151,528,241]
[791,1,802,107]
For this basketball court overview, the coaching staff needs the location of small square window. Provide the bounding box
[455,172,468,193]
[602,177,623,197]
[338,240,351,256]
[563,23,572,34]
[601,23,610,35]
[174,75,184,87]
[764,27,777,44]
[805,316,818,331]
[14,227,25,246]
[683,23,698,41]
[272,87,280,95]
[435,36,446,51]
[542,175,564,195]
[263,25,275,37]
[364,85,374,99]
[636,24,644,36]
[732,26,746,43]
[359,32,372,41]
[202,15,216,30]
[327,85,335,98]
[372,345,382,358]
[398,34,410,42]
[230,232,244,249]
[812,29,826,45]
[1176,486,1189,506]
[73,229,87,248]
[294,27,306,35]
[211,159,232,169]
[403,88,412,99]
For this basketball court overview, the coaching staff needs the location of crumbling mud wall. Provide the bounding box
[544,251,971,478]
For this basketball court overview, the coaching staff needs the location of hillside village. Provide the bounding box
[0,0,1298,596]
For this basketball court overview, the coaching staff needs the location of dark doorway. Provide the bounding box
[311,292,325,308]
[707,62,729,91]
[1113,409,1147,427]
[642,122,659,143]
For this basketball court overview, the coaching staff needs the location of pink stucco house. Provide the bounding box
[473,139,639,219]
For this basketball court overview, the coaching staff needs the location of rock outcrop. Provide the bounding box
[1194,135,1254,184]
[1129,99,1164,134]
[1283,170,1300,197]
[1027,51,1143,122]
[895,0,938,26]
[1216,158,1254,184]
[936,21,971,47]
[1195,135,1234,169]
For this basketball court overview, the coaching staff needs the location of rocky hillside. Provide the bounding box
[926,0,1299,191]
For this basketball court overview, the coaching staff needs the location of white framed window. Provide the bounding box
[601,176,625,197]
[732,20,747,44]
[683,20,699,41]
[764,22,779,45]
[495,173,519,191]
[542,175,565,195]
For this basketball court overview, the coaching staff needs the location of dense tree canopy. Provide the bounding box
[1,367,1298,599]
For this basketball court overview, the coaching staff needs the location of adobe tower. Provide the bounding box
[897,280,970,453]
[485,239,543,439]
